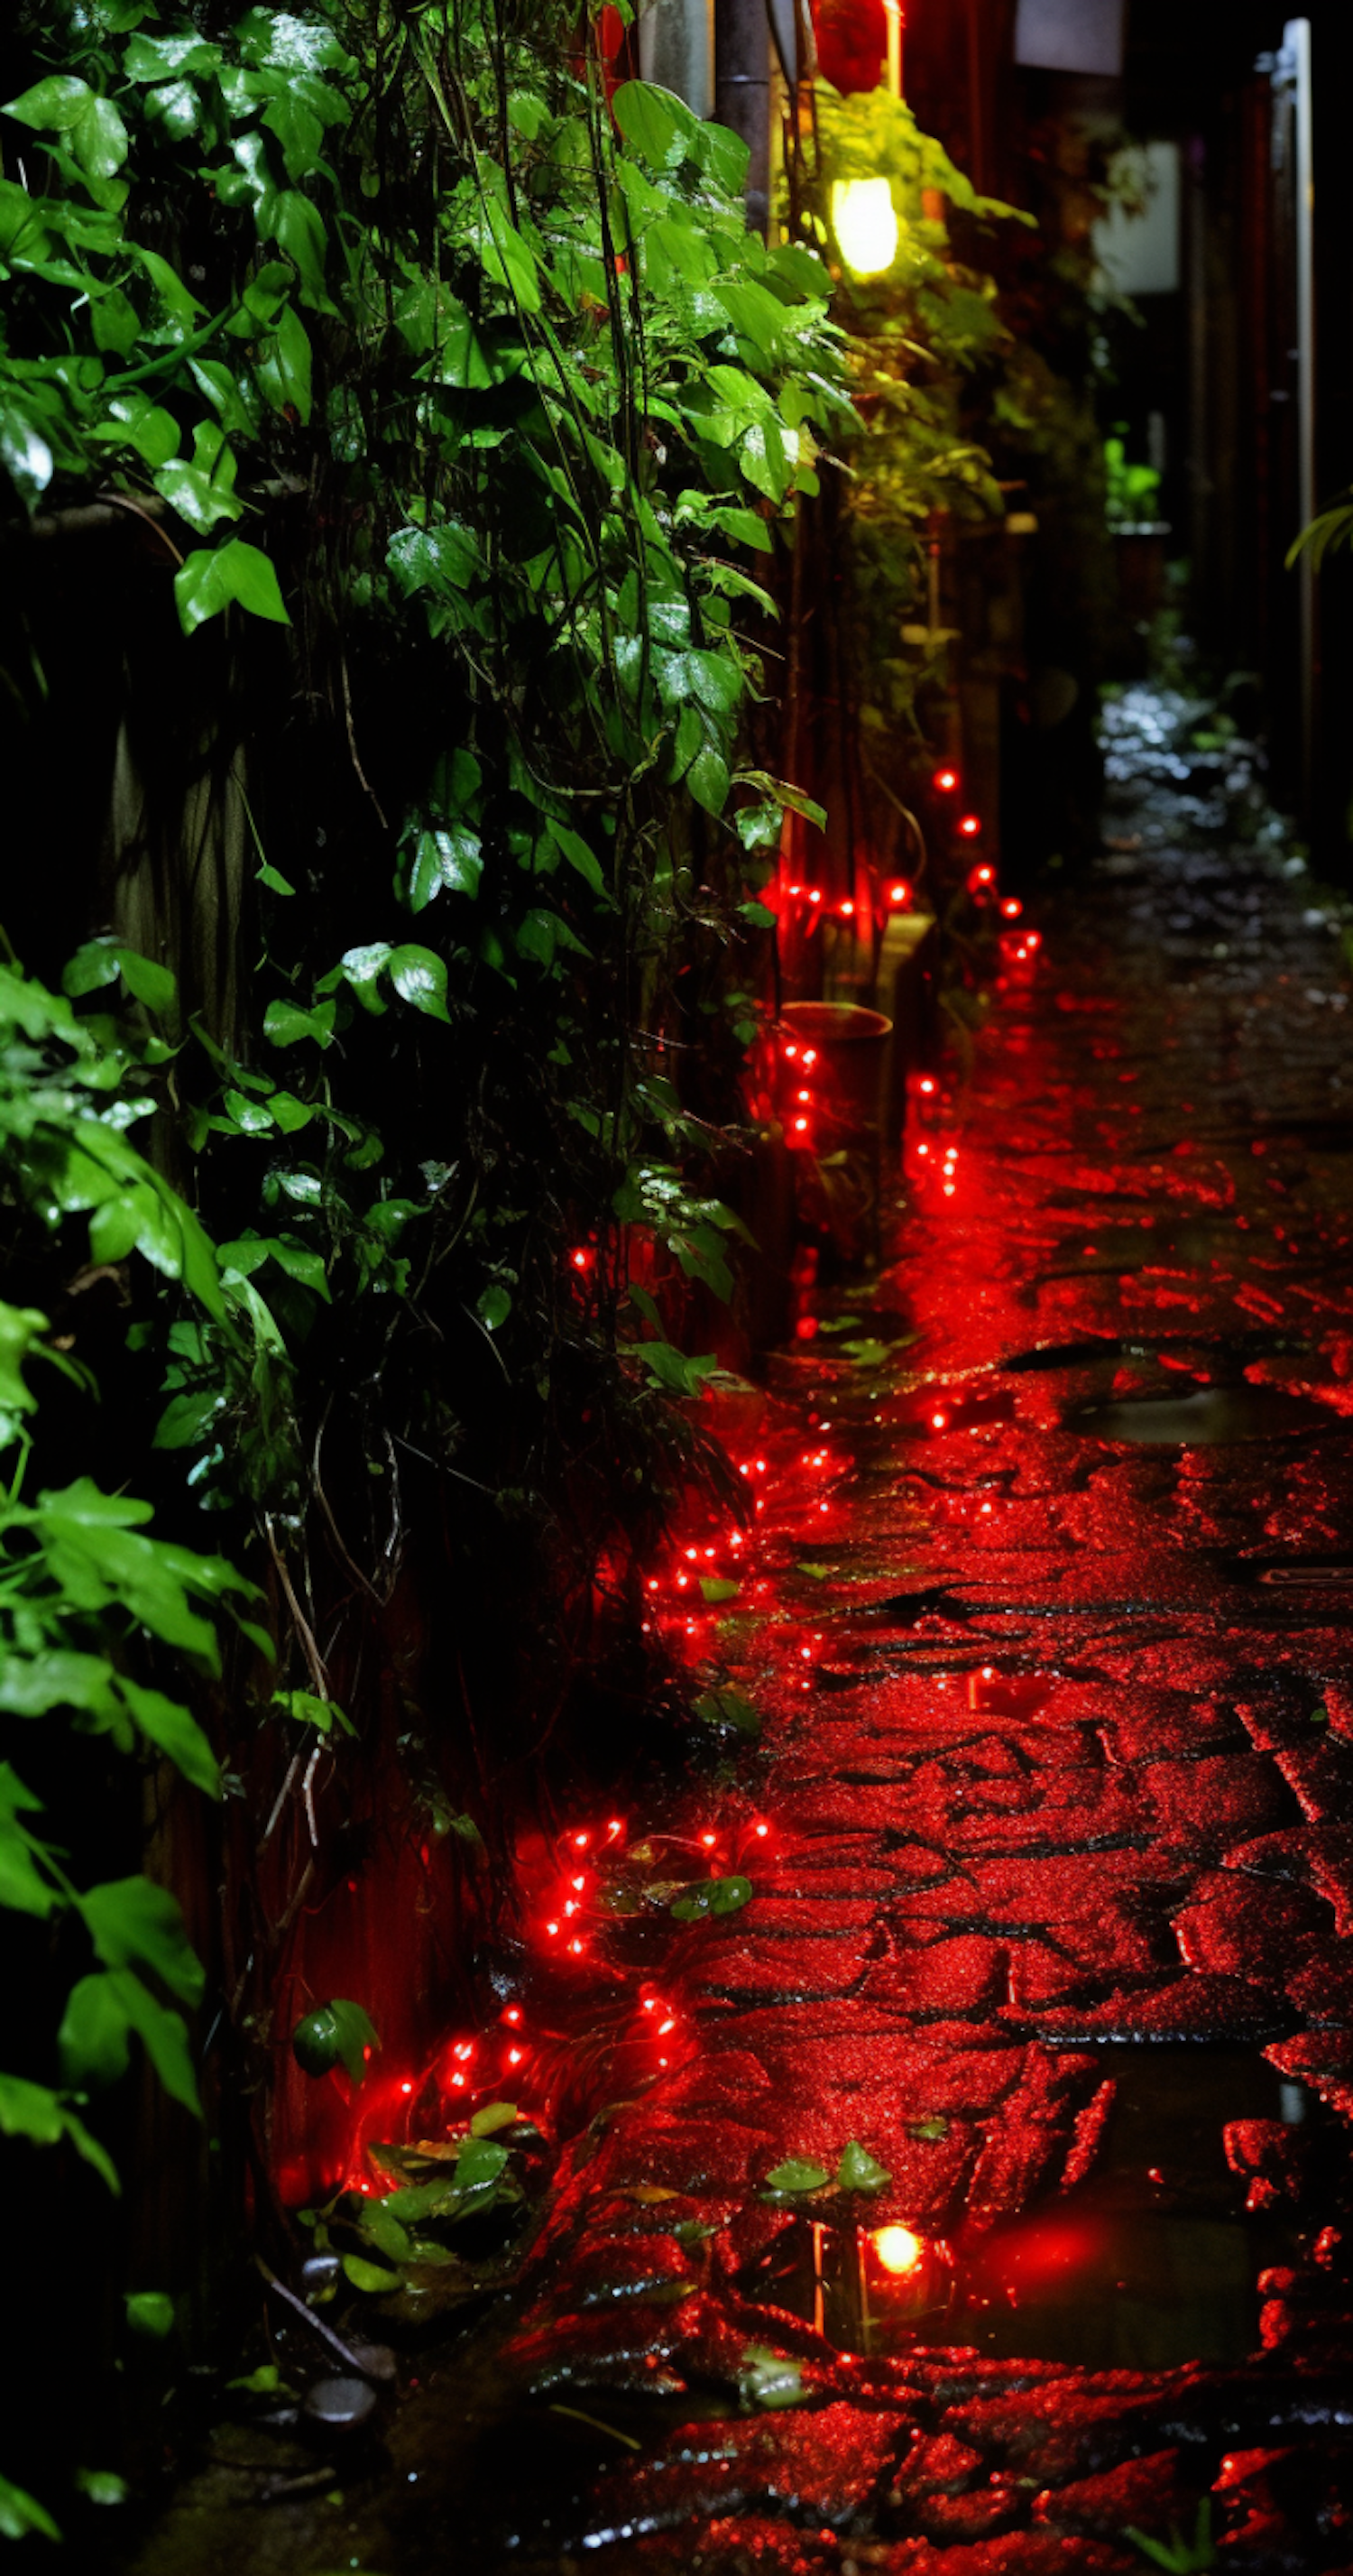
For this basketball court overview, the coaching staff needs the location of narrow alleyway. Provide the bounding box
[137,688,1353,2573]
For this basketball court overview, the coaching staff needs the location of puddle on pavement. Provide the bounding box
[1069,1383,1332,1444]
[744,2048,1311,2373]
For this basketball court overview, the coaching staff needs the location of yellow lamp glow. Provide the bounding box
[872,2224,924,2276]
[832,180,899,279]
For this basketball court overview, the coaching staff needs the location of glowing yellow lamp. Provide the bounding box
[872,2224,924,2276]
[832,179,899,279]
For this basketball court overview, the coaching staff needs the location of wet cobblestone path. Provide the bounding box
[134,691,1353,2574]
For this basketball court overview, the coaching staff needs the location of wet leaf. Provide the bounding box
[174,540,290,635]
[738,2344,806,2411]
[469,2101,519,2137]
[763,2156,831,2194]
[0,2473,60,2542]
[328,1998,380,2084]
[699,1576,740,1602]
[342,2253,402,2295]
[693,1685,759,1737]
[74,2467,129,2506]
[79,1878,204,2006]
[124,2289,174,2339]
[836,2139,891,2194]
[669,1873,752,1921]
[272,1688,354,1737]
[842,1339,891,1370]
[908,2114,950,2142]
[454,2136,510,2189]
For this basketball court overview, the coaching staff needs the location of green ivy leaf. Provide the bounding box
[669,1873,752,1921]
[388,945,452,1021]
[116,1678,219,1797]
[272,1688,354,1736]
[255,304,313,421]
[469,2101,519,2137]
[0,2471,61,2543]
[124,2289,176,2337]
[763,2156,831,2194]
[78,1877,205,2007]
[123,32,220,78]
[836,2139,891,2194]
[74,2466,129,2507]
[454,2135,510,2189]
[174,540,290,635]
[686,742,732,816]
[0,2071,119,2193]
[342,2252,401,2294]
[692,1686,759,1737]
[410,826,483,909]
[71,95,130,179]
[738,2344,806,2412]
[262,997,336,1048]
[154,422,244,533]
[63,938,177,1014]
[327,1997,380,2084]
[612,80,698,165]
[3,75,96,130]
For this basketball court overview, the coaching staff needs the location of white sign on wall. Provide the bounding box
[1093,143,1182,297]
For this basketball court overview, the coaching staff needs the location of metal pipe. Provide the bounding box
[1284,15,1316,803]
[884,0,902,98]
[714,0,771,235]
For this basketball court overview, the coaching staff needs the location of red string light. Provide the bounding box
[958,814,981,839]
[1001,896,1023,919]
[888,882,911,908]
[933,767,960,794]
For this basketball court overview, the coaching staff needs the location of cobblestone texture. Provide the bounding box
[483,693,1353,2574]
[125,694,1353,2574]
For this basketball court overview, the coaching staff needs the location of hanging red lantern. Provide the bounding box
[813,0,888,97]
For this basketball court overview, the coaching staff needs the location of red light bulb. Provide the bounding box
[888,882,911,908]
[1001,896,1023,919]
[933,767,959,794]
[958,814,981,839]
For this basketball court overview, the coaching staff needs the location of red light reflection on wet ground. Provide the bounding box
[299,694,1353,2574]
